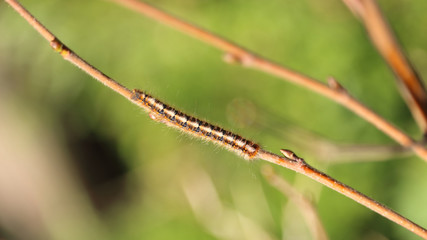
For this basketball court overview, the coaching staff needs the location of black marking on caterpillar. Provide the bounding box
[131,89,260,159]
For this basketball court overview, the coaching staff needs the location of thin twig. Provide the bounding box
[3,0,132,101]
[262,165,329,240]
[229,98,411,163]
[238,101,411,162]
[108,0,427,162]
[343,0,427,135]
[259,149,427,239]
[5,0,427,238]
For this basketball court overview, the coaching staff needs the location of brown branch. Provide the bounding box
[3,0,132,101]
[5,0,427,238]
[108,0,427,162]
[343,0,427,134]
[259,149,427,239]
[229,97,411,163]
[262,165,329,240]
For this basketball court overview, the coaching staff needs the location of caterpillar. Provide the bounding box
[48,38,260,159]
[131,89,260,159]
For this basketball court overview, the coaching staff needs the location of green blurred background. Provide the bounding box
[1,0,427,239]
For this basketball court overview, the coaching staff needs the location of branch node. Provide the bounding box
[223,52,255,67]
[328,77,344,91]
[50,38,71,57]
[280,149,306,164]
[223,52,239,64]
[327,77,346,93]
[50,38,63,52]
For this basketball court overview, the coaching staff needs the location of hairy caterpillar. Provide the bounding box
[49,38,259,158]
[131,89,260,159]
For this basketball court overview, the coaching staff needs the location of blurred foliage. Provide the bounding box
[1,0,427,239]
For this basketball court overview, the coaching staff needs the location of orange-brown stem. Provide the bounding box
[5,0,427,238]
[110,0,427,162]
[258,150,427,239]
[343,0,427,134]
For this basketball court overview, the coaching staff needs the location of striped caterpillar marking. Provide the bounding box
[131,89,260,159]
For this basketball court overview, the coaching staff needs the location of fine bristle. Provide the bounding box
[131,89,260,159]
